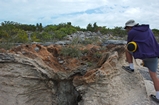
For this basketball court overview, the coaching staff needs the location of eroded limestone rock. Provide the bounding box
[73,52,150,105]
[0,44,151,105]
[0,53,79,105]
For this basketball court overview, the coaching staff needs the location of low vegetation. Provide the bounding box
[0,21,159,50]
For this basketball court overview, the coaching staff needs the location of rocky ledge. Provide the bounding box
[0,43,157,105]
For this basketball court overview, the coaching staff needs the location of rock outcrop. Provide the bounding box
[0,44,152,105]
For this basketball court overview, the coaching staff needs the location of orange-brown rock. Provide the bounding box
[0,44,154,105]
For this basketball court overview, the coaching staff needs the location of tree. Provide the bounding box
[39,23,43,31]
[0,29,9,42]
[36,23,43,31]
[152,29,159,42]
[44,25,58,32]
[112,27,126,37]
[67,22,72,26]
[15,29,28,43]
[54,30,66,40]
[93,22,98,32]
[86,23,93,31]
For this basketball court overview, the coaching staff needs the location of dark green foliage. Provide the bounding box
[36,32,53,42]
[0,20,159,50]
[43,22,78,40]
[36,23,43,31]
[152,29,159,42]
[60,46,82,57]
[1,21,37,31]
[93,52,102,58]
[86,22,99,32]
[54,30,67,40]
[113,27,127,37]
[86,23,93,31]
[0,43,15,50]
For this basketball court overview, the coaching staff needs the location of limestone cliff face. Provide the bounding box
[0,53,80,105]
[0,44,150,105]
[73,51,149,105]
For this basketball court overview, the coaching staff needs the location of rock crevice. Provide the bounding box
[0,44,151,105]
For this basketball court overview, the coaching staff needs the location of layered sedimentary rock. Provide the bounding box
[73,51,149,105]
[0,44,150,105]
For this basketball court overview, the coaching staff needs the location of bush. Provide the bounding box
[60,46,82,58]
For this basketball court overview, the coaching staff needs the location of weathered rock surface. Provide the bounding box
[73,52,150,105]
[0,53,81,105]
[0,44,154,105]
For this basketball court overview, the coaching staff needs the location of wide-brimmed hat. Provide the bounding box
[124,20,138,29]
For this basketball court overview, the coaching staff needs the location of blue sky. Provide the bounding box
[0,0,159,29]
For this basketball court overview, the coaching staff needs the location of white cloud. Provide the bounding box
[0,0,159,29]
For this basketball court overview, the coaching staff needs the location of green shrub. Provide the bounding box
[87,62,93,67]
[93,52,102,58]
[60,46,82,58]
[0,43,15,50]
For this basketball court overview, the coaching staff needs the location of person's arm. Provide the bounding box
[127,31,134,42]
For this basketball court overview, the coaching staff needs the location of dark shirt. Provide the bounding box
[127,25,159,59]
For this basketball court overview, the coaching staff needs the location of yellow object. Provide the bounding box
[127,41,137,52]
